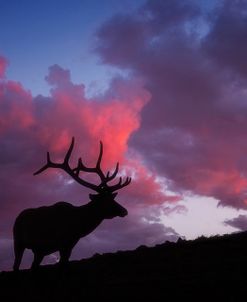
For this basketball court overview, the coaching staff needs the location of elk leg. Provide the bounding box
[31,252,44,270]
[13,242,25,271]
[59,248,72,265]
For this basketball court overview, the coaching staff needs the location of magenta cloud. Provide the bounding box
[0,55,179,271]
[95,0,247,210]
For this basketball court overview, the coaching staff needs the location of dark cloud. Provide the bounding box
[0,239,14,272]
[72,210,179,259]
[95,0,247,209]
[45,64,72,87]
[224,214,247,231]
[203,0,247,77]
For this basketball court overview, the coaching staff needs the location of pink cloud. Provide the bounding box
[0,56,7,78]
[32,65,149,159]
[0,80,33,132]
[95,0,247,210]
[0,55,180,270]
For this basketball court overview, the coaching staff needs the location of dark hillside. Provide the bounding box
[1,231,247,301]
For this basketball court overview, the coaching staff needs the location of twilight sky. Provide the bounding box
[1,0,247,271]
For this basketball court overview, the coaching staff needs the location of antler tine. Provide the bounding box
[63,136,75,165]
[95,141,110,184]
[96,141,103,169]
[33,137,75,176]
[33,152,52,175]
[73,158,82,176]
[73,157,89,173]
[109,176,132,192]
[105,162,119,182]
[33,137,101,192]
[72,141,106,182]
[34,138,131,193]
[70,142,126,190]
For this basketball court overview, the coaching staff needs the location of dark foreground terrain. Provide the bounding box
[1,232,247,301]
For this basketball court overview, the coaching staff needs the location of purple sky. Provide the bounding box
[1,0,247,271]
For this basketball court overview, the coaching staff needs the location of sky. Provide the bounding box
[1,0,247,271]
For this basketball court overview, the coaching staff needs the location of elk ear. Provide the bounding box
[89,194,98,201]
[112,192,118,199]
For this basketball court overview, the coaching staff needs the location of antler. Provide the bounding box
[106,176,132,192]
[34,137,131,193]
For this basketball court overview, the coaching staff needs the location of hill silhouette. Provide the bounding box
[1,231,247,301]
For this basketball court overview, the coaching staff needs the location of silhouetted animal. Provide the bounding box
[13,138,131,271]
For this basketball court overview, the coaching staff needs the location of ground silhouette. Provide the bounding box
[1,231,247,301]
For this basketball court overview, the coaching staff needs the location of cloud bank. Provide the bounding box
[0,57,179,270]
[224,214,247,231]
[95,0,247,209]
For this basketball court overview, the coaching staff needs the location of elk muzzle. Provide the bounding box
[118,207,128,217]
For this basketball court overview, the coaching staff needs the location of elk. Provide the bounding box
[13,137,131,271]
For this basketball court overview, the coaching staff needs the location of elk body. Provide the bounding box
[13,138,131,271]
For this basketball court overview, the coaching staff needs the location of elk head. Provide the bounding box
[33,137,131,218]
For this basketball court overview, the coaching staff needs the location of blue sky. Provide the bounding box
[0,0,144,96]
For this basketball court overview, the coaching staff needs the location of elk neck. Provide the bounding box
[76,200,105,236]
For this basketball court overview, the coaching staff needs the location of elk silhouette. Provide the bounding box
[13,138,131,271]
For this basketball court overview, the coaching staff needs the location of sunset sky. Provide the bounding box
[1,0,247,271]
